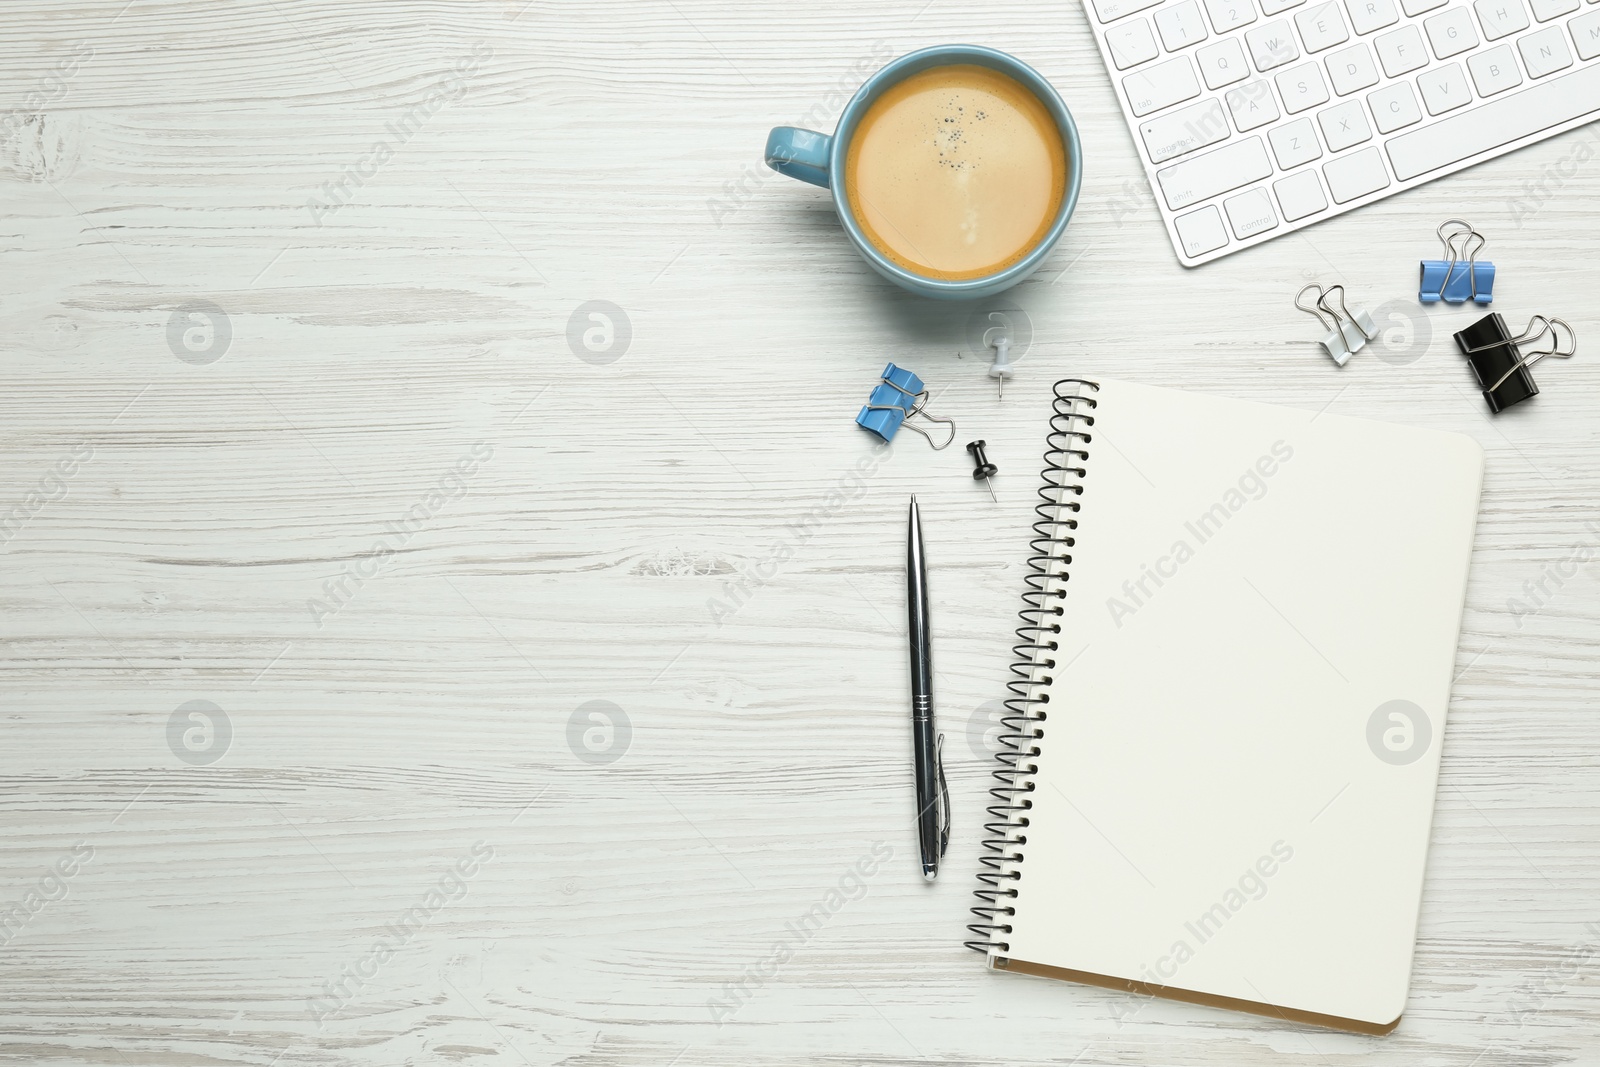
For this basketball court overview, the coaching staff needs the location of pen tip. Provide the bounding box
[922,865,938,882]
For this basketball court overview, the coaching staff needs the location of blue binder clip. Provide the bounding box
[856,363,955,449]
[1420,219,1494,305]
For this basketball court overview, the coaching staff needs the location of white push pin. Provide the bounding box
[985,326,1014,399]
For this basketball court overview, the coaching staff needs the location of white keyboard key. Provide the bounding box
[1468,43,1524,92]
[1474,0,1531,35]
[1107,18,1162,68]
[1323,144,1391,200]
[1223,186,1280,236]
[1198,36,1252,86]
[1327,41,1381,91]
[1412,67,1469,115]
[1518,24,1574,73]
[1368,81,1423,129]
[1173,204,1231,256]
[1296,1,1352,48]
[1345,0,1400,32]
[1269,116,1325,164]
[1571,8,1600,57]
[1261,0,1307,13]
[1386,62,1600,178]
[1318,98,1374,148]
[1123,55,1202,114]
[1204,0,1260,30]
[1529,0,1578,19]
[1247,20,1303,68]
[1402,0,1448,14]
[1418,61,1472,111]
[1140,98,1232,161]
[1158,0,1212,48]
[1226,79,1283,127]
[1273,168,1329,219]
[1157,135,1274,208]
[1091,0,1164,23]
[1424,7,1480,55]
[1275,61,1332,110]
[1376,23,1431,72]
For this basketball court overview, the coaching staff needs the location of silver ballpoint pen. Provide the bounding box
[907,496,951,880]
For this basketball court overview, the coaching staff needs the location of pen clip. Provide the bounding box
[936,733,950,857]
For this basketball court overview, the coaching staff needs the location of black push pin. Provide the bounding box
[966,440,998,503]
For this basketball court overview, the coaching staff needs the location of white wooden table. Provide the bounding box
[3,2,1598,1064]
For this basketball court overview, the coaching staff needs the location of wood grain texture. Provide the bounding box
[1,1,1598,1064]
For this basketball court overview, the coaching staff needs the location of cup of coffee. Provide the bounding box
[765,45,1081,301]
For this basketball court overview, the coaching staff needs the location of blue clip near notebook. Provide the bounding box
[1420,219,1495,305]
[856,363,955,449]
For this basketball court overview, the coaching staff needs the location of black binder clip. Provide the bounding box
[1453,313,1576,413]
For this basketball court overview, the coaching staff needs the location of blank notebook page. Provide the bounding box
[999,378,1483,1029]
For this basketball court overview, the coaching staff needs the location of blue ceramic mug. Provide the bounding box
[764,45,1082,301]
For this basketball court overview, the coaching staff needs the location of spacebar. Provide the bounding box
[1387,64,1600,181]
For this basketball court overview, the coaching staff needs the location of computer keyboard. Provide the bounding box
[1087,0,1600,264]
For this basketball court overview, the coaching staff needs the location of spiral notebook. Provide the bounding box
[968,378,1484,1034]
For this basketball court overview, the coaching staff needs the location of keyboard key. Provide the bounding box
[1473,0,1531,35]
[1401,0,1448,14]
[1226,79,1283,127]
[1247,20,1303,67]
[1468,43,1524,92]
[1368,81,1423,129]
[1275,61,1332,110]
[1345,0,1400,31]
[1274,168,1329,219]
[1158,0,1212,48]
[1157,135,1274,208]
[1418,61,1472,111]
[1270,116,1325,164]
[1204,0,1260,30]
[1296,1,1352,48]
[1223,186,1280,236]
[1140,98,1232,161]
[1386,61,1600,178]
[1376,24,1430,72]
[1173,204,1231,256]
[1261,0,1308,13]
[1124,55,1202,114]
[1571,8,1600,58]
[1529,0,1578,20]
[1318,98,1374,148]
[1198,36,1252,85]
[1327,41,1381,91]
[1090,0,1163,23]
[1323,144,1391,200]
[1107,18,1161,68]
[1518,24,1574,73]
[1424,7,1480,55]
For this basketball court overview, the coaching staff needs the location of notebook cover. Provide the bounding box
[988,378,1484,1031]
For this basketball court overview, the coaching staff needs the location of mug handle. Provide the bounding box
[765,127,832,188]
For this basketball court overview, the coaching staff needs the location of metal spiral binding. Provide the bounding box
[965,379,1099,956]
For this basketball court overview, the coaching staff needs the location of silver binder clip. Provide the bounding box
[1296,283,1377,366]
